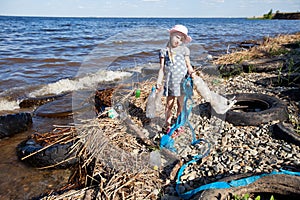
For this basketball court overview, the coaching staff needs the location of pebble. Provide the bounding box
[171,71,300,193]
[153,189,160,195]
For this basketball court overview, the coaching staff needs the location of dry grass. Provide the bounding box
[214,32,300,65]
[40,80,167,200]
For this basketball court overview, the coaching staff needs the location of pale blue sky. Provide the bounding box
[0,0,299,18]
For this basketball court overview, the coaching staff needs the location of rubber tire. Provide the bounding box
[241,58,285,73]
[255,74,300,88]
[225,93,288,126]
[273,122,300,146]
[196,173,300,200]
[280,88,300,102]
[16,138,78,169]
[0,113,32,139]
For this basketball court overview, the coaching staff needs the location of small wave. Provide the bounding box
[66,62,81,67]
[0,99,20,111]
[40,58,69,63]
[40,28,68,32]
[5,58,36,63]
[52,37,71,41]
[2,57,70,65]
[28,70,132,97]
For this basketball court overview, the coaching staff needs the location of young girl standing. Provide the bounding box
[156,24,195,135]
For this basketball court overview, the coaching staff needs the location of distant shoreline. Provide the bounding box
[249,12,300,20]
[272,12,300,20]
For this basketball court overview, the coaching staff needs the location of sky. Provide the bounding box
[0,0,299,18]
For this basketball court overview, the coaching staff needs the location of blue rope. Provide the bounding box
[176,168,300,199]
[160,76,205,152]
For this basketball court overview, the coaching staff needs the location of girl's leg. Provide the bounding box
[165,96,175,127]
[176,95,184,118]
[172,95,185,135]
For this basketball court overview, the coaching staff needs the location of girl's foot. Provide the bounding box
[171,127,184,138]
[163,126,171,134]
[177,127,185,133]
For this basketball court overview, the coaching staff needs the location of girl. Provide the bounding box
[156,24,195,135]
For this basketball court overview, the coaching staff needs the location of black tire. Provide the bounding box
[255,74,300,88]
[273,122,300,146]
[241,58,285,73]
[196,173,300,200]
[225,93,288,126]
[0,113,32,139]
[279,88,300,102]
[16,138,78,169]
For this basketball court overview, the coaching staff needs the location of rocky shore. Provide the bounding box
[40,33,300,200]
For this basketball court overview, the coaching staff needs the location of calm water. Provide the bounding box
[0,16,300,199]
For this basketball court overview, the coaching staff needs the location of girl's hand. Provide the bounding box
[189,70,195,78]
[156,83,163,91]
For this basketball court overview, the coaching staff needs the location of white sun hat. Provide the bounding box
[168,24,192,43]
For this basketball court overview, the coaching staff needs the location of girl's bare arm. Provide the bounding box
[157,57,165,90]
[185,56,195,77]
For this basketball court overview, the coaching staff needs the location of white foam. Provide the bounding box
[29,70,132,97]
[0,99,20,111]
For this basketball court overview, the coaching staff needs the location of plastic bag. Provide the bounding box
[146,86,157,118]
[193,75,236,114]
[146,86,163,118]
[154,87,163,111]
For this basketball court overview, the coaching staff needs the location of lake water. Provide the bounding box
[0,16,300,199]
[1,16,300,112]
